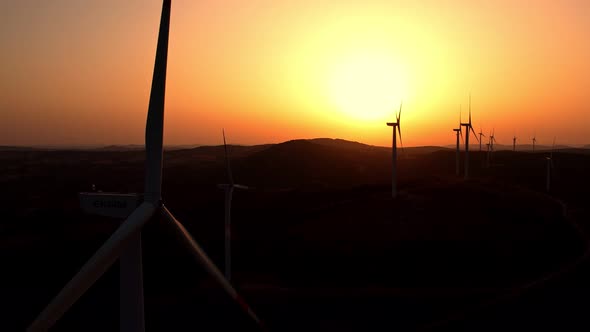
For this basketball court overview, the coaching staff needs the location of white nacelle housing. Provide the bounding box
[79,192,142,219]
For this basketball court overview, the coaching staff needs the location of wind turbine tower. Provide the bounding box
[217,129,250,281]
[460,94,479,179]
[386,102,403,198]
[27,2,263,331]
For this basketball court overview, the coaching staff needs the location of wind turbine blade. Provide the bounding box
[470,126,479,143]
[161,206,264,328]
[459,128,464,144]
[233,184,250,190]
[397,101,402,123]
[28,203,157,331]
[144,0,171,204]
[222,129,234,185]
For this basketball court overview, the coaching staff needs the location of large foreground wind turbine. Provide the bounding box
[386,102,403,198]
[217,129,250,282]
[460,94,479,179]
[28,2,262,331]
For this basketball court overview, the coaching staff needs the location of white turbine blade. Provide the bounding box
[144,0,171,204]
[161,206,264,328]
[223,129,234,185]
[233,184,250,190]
[28,203,156,332]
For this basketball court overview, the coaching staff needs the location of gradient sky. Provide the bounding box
[1,0,589,147]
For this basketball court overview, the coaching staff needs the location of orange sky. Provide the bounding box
[1,0,589,147]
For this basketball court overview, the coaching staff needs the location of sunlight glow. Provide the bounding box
[326,52,409,122]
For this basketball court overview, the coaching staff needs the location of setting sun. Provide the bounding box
[326,52,409,122]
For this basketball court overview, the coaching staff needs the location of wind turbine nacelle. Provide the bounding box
[79,192,142,219]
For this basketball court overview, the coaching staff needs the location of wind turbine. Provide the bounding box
[490,129,497,151]
[532,135,537,152]
[513,135,517,152]
[386,102,403,198]
[453,127,462,176]
[460,94,479,179]
[546,137,556,192]
[27,2,263,331]
[217,129,250,282]
[478,127,486,152]
[452,106,463,176]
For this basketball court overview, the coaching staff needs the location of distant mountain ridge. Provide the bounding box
[2,138,588,153]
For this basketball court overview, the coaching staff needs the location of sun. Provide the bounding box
[327,52,409,121]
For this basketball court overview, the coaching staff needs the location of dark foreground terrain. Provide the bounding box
[1,139,590,331]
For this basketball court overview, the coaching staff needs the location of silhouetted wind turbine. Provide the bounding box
[546,137,556,192]
[453,127,462,176]
[490,129,497,152]
[386,102,403,198]
[27,2,263,331]
[513,135,517,152]
[217,129,250,282]
[478,127,486,152]
[532,135,537,152]
[452,106,463,176]
[460,94,479,179]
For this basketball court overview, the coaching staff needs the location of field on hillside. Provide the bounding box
[1,140,590,331]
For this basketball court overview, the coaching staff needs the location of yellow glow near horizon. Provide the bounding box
[326,52,409,121]
[1,1,589,146]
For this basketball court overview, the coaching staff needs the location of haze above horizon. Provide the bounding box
[1,0,589,147]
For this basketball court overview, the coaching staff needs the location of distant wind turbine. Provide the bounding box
[217,129,250,282]
[386,102,403,198]
[452,106,463,176]
[513,135,517,152]
[478,127,486,152]
[460,94,479,179]
[488,129,497,165]
[453,126,462,176]
[532,135,537,152]
[490,129,497,152]
[27,2,263,331]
